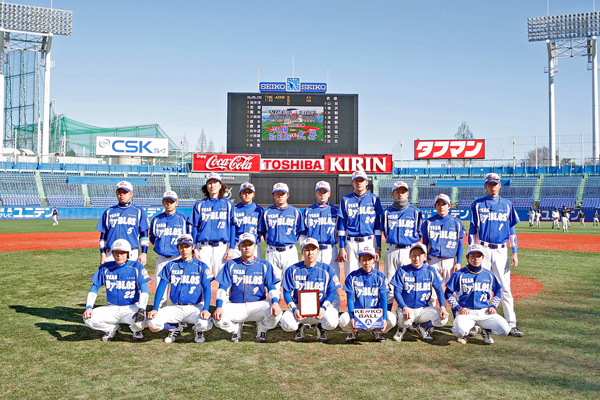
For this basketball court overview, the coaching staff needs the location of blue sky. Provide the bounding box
[12,0,600,165]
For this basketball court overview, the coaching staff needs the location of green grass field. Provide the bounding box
[1,220,599,399]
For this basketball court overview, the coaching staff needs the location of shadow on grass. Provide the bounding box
[10,305,83,323]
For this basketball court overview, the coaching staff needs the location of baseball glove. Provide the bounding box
[133,308,145,323]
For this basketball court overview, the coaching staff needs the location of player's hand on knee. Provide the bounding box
[271,302,282,317]
[294,309,305,321]
[440,306,449,320]
[486,307,497,315]
[457,307,469,315]
[138,253,147,266]
[316,308,325,320]
[213,307,223,321]
[402,307,411,320]
[147,310,157,320]
[200,310,211,320]
[82,308,93,319]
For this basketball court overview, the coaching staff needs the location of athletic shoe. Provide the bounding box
[164,323,185,343]
[481,329,494,344]
[231,323,243,343]
[132,330,144,341]
[345,332,358,343]
[457,336,468,344]
[294,324,306,342]
[416,324,433,341]
[370,331,386,343]
[194,330,205,343]
[255,332,267,343]
[468,326,481,337]
[508,327,524,337]
[315,324,328,342]
[393,327,407,342]
[101,325,120,342]
[409,323,418,333]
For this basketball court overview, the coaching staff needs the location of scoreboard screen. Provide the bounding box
[227,92,358,158]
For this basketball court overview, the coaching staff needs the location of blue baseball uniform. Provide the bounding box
[469,195,520,328]
[233,201,264,258]
[96,202,150,257]
[421,214,466,283]
[150,211,190,258]
[280,261,341,332]
[338,192,384,274]
[213,257,282,335]
[445,264,510,338]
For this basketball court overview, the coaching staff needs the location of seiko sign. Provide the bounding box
[193,154,262,173]
[95,136,169,157]
[259,77,327,93]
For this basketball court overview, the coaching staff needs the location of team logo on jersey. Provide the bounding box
[142,269,149,279]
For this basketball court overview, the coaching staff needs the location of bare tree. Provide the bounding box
[207,138,215,153]
[219,145,226,154]
[181,133,189,153]
[523,146,559,167]
[454,121,474,167]
[195,128,208,152]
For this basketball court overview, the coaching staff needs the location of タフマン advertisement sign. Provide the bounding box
[414,140,485,159]
[95,136,169,157]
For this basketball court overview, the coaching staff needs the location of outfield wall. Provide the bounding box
[0,206,593,222]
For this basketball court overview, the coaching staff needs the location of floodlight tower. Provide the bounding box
[528,12,600,166]
[0,2,72,158]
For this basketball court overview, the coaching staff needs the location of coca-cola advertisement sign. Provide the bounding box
[192,154,262,172]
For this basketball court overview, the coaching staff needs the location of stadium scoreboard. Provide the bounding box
[227,92,358,158]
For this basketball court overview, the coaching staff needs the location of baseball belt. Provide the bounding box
[347,235,374,243]
[198,241,227,247]
[268,245,295,252]
[387,244,410,250]
[478,241,506,249]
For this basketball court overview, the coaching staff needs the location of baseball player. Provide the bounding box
[535,209,542,229]
[233,182,264,258]
[213,233,282,343]
[578,209,585,227]
[51,207,58,226]
[96,181,150,266]
[337,171,384,275]
[82,239,150,341]
[420,193,465,285]
[280,238,341,342]
[389,242,449,342]
[340,246,396,343]
[552,208,560,229]
[190,172,238,278]
[593,210,599,226]
[445,244,510,344]
[258,182,305,289]
[527,208,535,227]
[149,190,190,308]
[561,206,572,233]
[146,234,214,343]
[469,172,523,337]
[382,180,422,307]
[299,180,341,310]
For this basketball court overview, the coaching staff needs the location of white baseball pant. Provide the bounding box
[480,244,517,328]
[427,255,455,307]
[83,304,143,334]
[562,216,569,232]
[343,236,377,276]
[146,304,213,332]
[396,306,448,328]
[452,308,510,337]
[280,307,339,332]
[553,218,559,229]
[594,217,599,226]
[213,300,282,334]
[104,248,140,263]
[339,311,396,333]
[197,242,229,277]
[580,217,585,227]
[383,245,411,305]
[52,215,58,225]
[266,245,299,292]
[154,255,180,308]
[317,244,342,311]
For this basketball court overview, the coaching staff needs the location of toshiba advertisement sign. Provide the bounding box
[414,140,485,159]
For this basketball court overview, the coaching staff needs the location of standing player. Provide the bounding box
[382,181,421,308]
[233,182,263,258]
[593,209,599,226]
[149,190,190,308]
[389,243,448,342]
[469,173,523,337]
[535,209,542,229]
[213,233,282,343]
[51,207,58,226]
[300,181,340,310]
[337,171,384,275]
[527,207,535,227]
[258,182,305,287]
[146,234,213,343]
[552,208,560,229]
[445,244,510,344]
[420,193,465,285]
[339,246,396,343]
[96,181,150,266]
[190,172,237,277]
[280,238,341,342]
[82,239,150,341]
[561,205,572,233]
[578,209,585,227]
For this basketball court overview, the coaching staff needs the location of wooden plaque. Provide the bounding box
[298,290,320,317]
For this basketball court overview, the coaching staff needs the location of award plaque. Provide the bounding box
[353,308,384,329]
[298,290,320,317]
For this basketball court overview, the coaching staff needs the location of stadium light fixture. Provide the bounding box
[528,11,600,166]
[0,3,72,36]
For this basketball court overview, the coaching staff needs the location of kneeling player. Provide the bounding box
[213,233,282,343]
[390,243,448,342]
[146,234,214,343]
[445,244,510,344]
[340,246,396,343]
[82,239,150,341]
[281,238,341,342]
